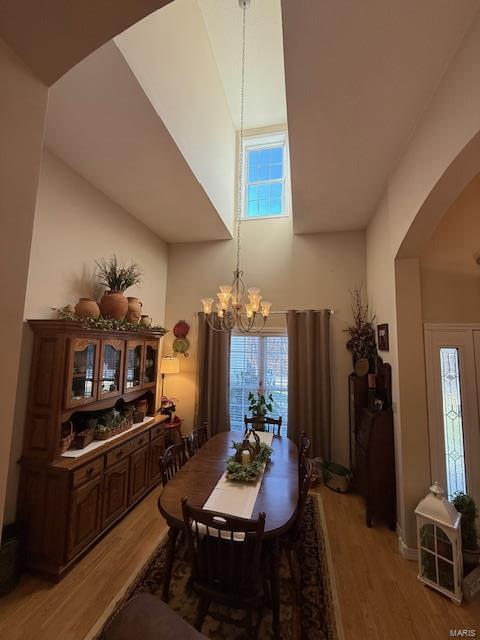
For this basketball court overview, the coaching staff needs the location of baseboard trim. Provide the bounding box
[397,527,417,561]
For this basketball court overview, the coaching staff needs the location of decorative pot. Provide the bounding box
[99,291,128,320]
[74,297,100,319]
[125,297,142,324]
[140,315,152,328]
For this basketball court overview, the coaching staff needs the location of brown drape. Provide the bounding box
[195,312,231,436]
[287,310,331,460]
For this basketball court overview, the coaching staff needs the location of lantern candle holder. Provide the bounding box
[415,482,463,604]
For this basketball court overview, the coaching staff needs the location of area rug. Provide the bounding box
[99,493,341,640]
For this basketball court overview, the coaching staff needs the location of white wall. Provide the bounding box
[3,151,169,523]
[420,173,480,323]
[0,38,48,532]
[164,215,365,466]
[115,0,236,230]
[366,14,480,548]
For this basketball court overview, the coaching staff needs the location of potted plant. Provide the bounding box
[344,287,377,375]
[452,492,480,569]
[96,255,142,320]
[248,390,274,417]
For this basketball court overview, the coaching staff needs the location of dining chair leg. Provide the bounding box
[270,538,281,639]
[161,526,179,602]
[194,596,210,631]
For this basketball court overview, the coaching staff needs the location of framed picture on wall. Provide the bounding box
[377,323,389,351]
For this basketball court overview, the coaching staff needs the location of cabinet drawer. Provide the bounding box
[150,423,164,441]
[131,432,149,451]
[72,458,104,488]
[107,441,134,467]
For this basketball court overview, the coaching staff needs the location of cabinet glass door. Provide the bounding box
[143,341,158,389]
[99,339,124,399]
[66,338,99,408]
[125,341,144,391]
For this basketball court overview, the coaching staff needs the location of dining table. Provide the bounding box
[158,430,299,639]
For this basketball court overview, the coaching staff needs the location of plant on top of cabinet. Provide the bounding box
[96,255,142,321]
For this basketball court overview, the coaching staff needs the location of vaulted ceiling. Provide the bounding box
[43,0,480,242]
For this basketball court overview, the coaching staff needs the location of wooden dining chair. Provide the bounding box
[244,415,282,436]
[282,456,313,601]
[299,431,311,458]
[181,498,266,637]
[160,443,187,487]
[185,426,208,458]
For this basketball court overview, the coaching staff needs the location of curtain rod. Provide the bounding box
[269,309,335,315]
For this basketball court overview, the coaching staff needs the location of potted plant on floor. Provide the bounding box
[452,492,480,571]
[96,255,142,320]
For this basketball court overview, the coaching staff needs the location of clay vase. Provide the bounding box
[140,315,152,328]
[125,297,142,324]
[74,297,100,319]
[99,291,128,320]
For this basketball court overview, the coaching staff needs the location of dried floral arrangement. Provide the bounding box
[344,288,377,362]
[52,306,167,335]
[96,255,142,292]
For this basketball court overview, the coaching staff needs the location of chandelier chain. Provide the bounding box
[236,0,247,276]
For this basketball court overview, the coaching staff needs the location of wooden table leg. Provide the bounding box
[162,526,179,602]
[270,538,281,639]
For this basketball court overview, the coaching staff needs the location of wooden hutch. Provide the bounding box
[17,320,168,580]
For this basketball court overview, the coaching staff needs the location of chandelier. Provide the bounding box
[200,0,272,333]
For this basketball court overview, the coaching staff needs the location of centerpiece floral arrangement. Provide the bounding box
[226,430,273,482]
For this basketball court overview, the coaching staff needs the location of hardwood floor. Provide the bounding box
[0,485,479,639]
[0,487,168,640]
[318,486,480,640]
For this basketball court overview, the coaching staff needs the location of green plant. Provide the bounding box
[95,255,142,293]
[452,492,479,550]
[52,307,167,335]
[226,440,273,481]
[248,391,274,417]
[344,287,377,362]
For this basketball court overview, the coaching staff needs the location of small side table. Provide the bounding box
[164,417,183,446]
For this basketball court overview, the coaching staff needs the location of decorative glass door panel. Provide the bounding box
[125,340,144,392]
[66,338,99,408]
[99,339,124,399]
[425,327,480,509]
[143,341,158,389]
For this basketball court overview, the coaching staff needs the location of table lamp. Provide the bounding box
[160,356,180,400]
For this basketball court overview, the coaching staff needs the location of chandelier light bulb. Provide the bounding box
[261,301,272,317]
[201,298,214,315]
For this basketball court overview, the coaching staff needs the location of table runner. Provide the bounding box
[203,431,274,520]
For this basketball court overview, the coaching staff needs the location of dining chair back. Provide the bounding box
[244,415,282,436]
[186,426,208,457]
[160,443,187,487]
[181,499,266,632]
[299,431,311,458]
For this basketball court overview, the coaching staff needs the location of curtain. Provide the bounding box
[287,310,331,459]
[195,312,231,436]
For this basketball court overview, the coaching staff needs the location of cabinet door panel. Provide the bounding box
[129,445,149,505]
[102,458,129,528]
[65,338,100,409]
[99,339,125,399]
[67,476,102,560]
[149,435,165,486]
[124,340,145,393]
[143,341,159,389]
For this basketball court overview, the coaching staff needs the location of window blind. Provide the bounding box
[229,334,288,435]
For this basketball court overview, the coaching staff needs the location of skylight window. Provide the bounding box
[242,132,290,219]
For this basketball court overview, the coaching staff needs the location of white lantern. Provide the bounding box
[415,482,463,604]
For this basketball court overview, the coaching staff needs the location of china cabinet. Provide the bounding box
[17,320,167,580]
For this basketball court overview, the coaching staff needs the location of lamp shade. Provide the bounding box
[160,356,180,375]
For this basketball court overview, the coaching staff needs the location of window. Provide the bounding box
[439,348,467,498]
[229,334,288,435]
[242,132,289,219]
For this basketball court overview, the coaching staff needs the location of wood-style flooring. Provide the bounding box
[0,485,479,639]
